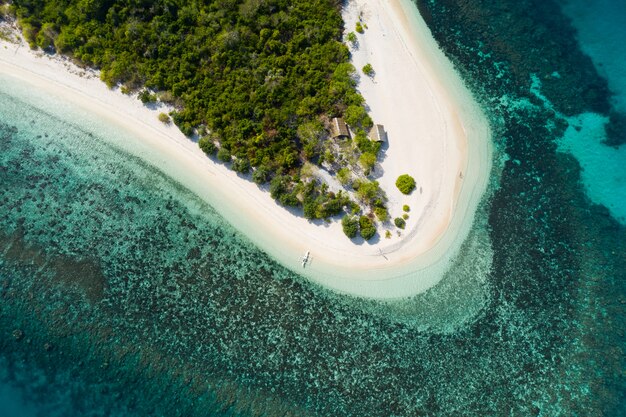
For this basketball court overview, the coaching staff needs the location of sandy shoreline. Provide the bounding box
[0,0,491,299]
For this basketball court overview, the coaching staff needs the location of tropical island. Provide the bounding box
[0,0,492,298]
[4,0,400,240]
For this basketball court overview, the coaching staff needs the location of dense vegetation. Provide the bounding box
[4,4,345,192]
[6,0,391,237]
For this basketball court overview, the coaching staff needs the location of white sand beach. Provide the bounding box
[0,0,491,299]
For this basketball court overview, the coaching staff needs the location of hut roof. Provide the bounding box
[369,124,386,142]
[331,117,350,138]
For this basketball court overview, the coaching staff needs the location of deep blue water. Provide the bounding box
[1,0,625,415]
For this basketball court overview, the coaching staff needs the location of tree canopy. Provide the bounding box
[8,0,390,227]
[11,0,366,170]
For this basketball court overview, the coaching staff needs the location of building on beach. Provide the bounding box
[369,124,387,143]
[331,117,351,139]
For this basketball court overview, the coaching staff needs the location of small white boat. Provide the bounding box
[301,251,310,268]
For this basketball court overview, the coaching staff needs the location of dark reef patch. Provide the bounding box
[414,0,625,414]
[604,109,626,147]
[1,229,105,304]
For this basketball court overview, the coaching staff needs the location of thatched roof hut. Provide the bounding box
[369,124,386,143]
[331,117,350,139]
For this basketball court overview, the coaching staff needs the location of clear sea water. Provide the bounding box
[1,0,625,416]
[558,0,626,224]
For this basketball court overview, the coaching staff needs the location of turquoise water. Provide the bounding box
[0,371,39,417]
[1,0,625,415]
[557,0,626,224]
[561,0,626,113]
[0,74,495,415]
[559,112,626,224]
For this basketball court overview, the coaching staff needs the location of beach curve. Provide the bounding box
[0,0,492,299]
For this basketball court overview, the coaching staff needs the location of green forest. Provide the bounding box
[3,0,391,239]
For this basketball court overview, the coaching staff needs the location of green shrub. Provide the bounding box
[374,207,388,222]
[217,147,232,163]
[355,21,364,34]
[403,213,409,220]
[35,23,57,50]
[362,63,374,77]
[346,32,357,46]
[279,191,299,207]
[345,105,373,129]
[394,217,406,229]
[355,129,381,155]
[354,179,380,204]
[198,136,217,155]
[337,167,351,185]
[252,165,270,184]
[270,175,290,200]
[232,157,250,174]
[19,21,38,48]
[402,204,410,212]
[359,216,376,240]
[385,230,392,239]
[180,123,194,137]
[158,113,170,124]
[396,174,416,194]
[138,89,156,104]
[303,200,318,219]
[324,196,344,216]
[323,149,335,164]
[359,152,377,174]
[341,215,359,238]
